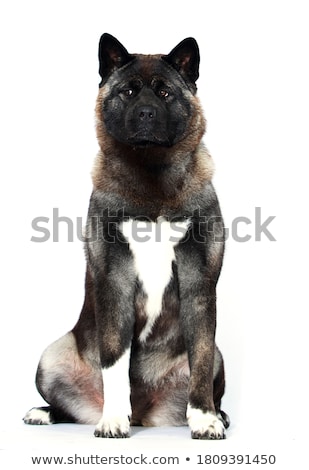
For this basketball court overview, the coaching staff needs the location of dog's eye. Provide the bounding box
[122,89,134,97]
[159,89,169,99]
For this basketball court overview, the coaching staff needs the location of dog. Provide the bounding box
[24,33,229,439]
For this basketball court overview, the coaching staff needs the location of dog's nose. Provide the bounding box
[137,105,157,121]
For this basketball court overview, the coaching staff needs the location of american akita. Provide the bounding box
[24,33,229,439]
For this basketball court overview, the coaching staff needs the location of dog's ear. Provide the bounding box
[163,37,200,84]
[98,33,133,86]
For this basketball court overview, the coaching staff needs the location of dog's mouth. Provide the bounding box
[127,131,170,148]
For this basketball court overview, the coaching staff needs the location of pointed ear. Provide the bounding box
[163,37,200,84]
[98,33,133,86]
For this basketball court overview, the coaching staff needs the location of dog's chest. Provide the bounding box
[120,217,189,342]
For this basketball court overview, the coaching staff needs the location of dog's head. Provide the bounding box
[96,33,202,149]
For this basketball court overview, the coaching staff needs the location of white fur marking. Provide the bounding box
[23,408,52,425]
[95,348,131,436]
[121,217,189,342]
[187,404,225,438]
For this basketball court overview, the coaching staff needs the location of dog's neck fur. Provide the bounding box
[92,138,214,209]
[92,98,214,210]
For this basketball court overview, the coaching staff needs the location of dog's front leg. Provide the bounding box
[184,290,225,440]
[94,345,132,438]
[93,272,134,438]
[89,245,135,438]
[177,234,226,440]
[86,200,137,438]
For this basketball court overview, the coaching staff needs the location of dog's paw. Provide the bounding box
[187,406,226,440]
[217,409,230,429]
[23,407,53,425]
[94,415,130,438]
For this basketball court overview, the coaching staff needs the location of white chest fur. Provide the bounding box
[120,217,189,342]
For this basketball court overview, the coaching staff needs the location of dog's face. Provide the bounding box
[97,34,200,148]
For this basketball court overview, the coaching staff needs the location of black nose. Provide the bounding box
[137,105,157,121]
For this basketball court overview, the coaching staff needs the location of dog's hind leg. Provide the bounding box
[23,405,75,425]
[23,332,103,425]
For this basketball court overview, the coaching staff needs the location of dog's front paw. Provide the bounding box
[187,406,226,440]
[94,415,130,438]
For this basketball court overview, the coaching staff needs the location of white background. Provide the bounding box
[0,0,308,467]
